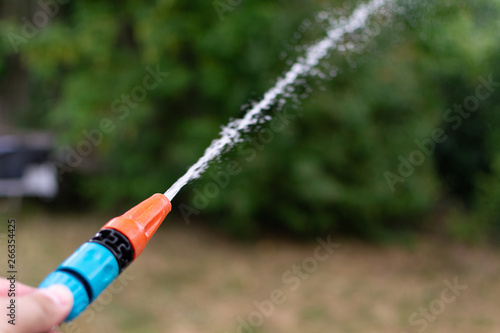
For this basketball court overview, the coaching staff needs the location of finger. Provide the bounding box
[15,285,73,333]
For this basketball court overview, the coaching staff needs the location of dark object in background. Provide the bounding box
[0,133,58,198]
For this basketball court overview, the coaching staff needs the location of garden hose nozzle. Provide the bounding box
[38,193,171,321]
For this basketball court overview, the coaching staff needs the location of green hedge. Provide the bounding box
[3,0,500,241]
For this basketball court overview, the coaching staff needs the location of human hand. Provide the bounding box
[0,278,73,333]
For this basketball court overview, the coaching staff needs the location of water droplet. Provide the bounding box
[317,11,329,21]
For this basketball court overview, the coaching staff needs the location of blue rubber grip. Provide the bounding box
[39,242,120,321]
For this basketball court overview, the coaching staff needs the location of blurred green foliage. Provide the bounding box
[1,0,500,241]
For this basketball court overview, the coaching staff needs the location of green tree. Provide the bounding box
[1,0,500,241]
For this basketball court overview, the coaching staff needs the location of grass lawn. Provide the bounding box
[3,209,500,333]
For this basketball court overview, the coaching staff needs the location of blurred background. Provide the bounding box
[1,0,500,332]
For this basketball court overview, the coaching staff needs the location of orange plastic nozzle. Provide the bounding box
[101,193,171,259]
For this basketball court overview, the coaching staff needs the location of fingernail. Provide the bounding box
[41,285,74,306]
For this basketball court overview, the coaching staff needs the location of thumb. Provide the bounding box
[17,285,73,333]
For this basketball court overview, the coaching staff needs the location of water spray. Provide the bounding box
[38,0,391,322]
